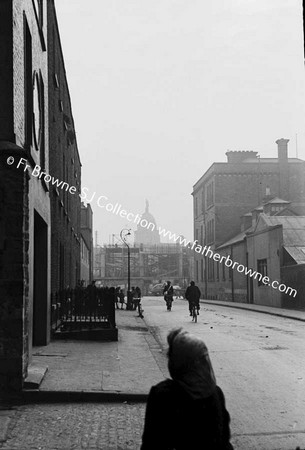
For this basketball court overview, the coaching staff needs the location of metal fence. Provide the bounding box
[51,286,116,333]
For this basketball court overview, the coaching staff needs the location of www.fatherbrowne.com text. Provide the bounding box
[10,158,298,298]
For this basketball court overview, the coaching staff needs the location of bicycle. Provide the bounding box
[190,302,198,323]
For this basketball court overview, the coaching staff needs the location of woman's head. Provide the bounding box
[167,327,216,399]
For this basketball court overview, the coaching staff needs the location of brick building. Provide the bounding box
[0,0,51,390]
[192,139,305,298]
[47,0,82,294]
[0,0,85,392]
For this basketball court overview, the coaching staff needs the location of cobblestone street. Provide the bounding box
[0,403,146,450]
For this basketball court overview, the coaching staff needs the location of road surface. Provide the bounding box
[1,298,304,450]
[141,296,305,450]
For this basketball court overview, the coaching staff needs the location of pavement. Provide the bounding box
[19,298,305,403]
[22,308,168,403]
[1,299,305,449]
[201,299,305,322]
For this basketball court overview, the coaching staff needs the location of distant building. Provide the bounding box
[192,139,305,298]
[94,243,193,294]
[134,200,161,246]
[80,203,93,286]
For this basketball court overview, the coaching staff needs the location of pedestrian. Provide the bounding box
[134,286,143,317]
[185,280,201,316]
[131,286,136,310]
[119,289,125,309]
[141,327,234,450]
[163,281,174,311]
[115,286,120,309]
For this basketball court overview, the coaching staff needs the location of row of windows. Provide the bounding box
[194,180,214,218]
[195,257,268,284]
[195,219,215,246]
[195,258,227,283]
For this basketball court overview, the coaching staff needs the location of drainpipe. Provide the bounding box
[246,251,249,303]
[231,245,235,302]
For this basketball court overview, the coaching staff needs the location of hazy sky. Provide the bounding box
[55,0,305,245]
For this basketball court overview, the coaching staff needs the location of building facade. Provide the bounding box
[0,0,86,392]
[0,0,51,390]
[192,139,305,298]
[48,0,82,294]
[203,196,305,310]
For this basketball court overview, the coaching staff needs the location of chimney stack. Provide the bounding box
[276,138,289,162]
[276,138,289,199]
[225,151,258,164]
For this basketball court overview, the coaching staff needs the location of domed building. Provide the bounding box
[134,200,161,246]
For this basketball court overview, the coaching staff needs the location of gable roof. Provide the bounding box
[266,197,290,204]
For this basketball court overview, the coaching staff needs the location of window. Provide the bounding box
[201,259,204,281]
[228,266,233,281]
[228,255,232,280]
[257,259,268,286]
[222,262,226,281]
[216,261,220,281]
[196,260,199,281]
[208,259,214,281]
[207,219,215,244]
[195,197,198,217]
[206,181,214,208]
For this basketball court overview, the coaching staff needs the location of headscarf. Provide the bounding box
[167,327,216,400]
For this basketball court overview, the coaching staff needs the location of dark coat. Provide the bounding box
[141,379,233,450]
[163,284,173,296]
[185,285,201,302]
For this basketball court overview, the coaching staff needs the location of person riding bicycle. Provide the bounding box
[163,281,174,311]
[185,281,201,316]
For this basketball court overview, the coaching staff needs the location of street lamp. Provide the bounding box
[120,229,132,309]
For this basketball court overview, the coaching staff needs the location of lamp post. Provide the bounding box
[120,228,132,310]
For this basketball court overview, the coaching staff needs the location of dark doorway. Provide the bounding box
[33,211,48,346]
[248,276,254,304]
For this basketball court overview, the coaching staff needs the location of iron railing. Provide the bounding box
[51,286,116,333]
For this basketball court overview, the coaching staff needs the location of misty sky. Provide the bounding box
[55,0,305,245]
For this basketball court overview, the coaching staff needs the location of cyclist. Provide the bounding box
[185,281,201,316]
[163,281,174,311]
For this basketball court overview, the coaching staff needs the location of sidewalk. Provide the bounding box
[23,309,168,403]
[17,299,305,403]
[201,299,305,322]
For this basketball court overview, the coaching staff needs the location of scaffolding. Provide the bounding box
[94,243,193,290]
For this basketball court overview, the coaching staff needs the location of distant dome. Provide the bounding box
[134,200,161,246]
